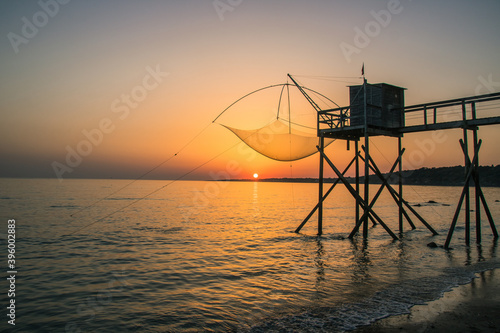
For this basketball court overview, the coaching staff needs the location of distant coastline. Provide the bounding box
[235,165,500,187]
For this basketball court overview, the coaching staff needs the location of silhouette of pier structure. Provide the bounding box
[290,74,500,248]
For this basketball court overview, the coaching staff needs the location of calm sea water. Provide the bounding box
[1,178,499,332]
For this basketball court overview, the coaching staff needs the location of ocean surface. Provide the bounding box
[1,178,499,332]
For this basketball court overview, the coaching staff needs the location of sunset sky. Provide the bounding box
[1,0,500,181]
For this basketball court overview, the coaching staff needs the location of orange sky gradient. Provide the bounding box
[1,1,500,181]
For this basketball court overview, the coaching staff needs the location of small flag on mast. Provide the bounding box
[361,63,364,76]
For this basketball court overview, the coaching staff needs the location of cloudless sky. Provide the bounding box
[1,0,499,180]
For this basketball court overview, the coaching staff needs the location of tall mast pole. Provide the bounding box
[362,65,369,238]
[287,74,322,112]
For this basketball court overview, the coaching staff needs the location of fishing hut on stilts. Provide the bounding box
[290,73,500,248]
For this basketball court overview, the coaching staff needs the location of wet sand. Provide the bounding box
[352,269,500,333]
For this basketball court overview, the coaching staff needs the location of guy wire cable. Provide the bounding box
[69,121,213,218]
[61,116,284,237]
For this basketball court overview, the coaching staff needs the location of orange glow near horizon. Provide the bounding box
[1,2,500,180]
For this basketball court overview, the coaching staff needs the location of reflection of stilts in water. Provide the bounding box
[465,246,472,266]
[478,269,497,285]
[395,235,410,276]
[314,237,325,288]
[464,244,486,265]
[490,238,498,257]
[475,239,497,264]
[469,269,496,297]
[476,244,484,262]
[350,238,371,283]
[447,238,497,265]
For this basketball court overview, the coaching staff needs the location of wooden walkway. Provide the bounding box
[318,92,500,139]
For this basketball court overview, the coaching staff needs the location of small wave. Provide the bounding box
[133,226,183,234]
[163,227,183,233]
[49,205,79,209]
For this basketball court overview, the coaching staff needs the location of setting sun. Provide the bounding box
[253,173,259,179]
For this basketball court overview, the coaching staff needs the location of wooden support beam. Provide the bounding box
[363,151,436,235]
[295,153,358,233]
[398,137,403,233]
[397,199,417,230]
[472,102,481,244]
[444,175,473,249]
[458,137,499,242]
[355,140,360,228]
[363,149,431,234]
[348,205,399,241]
[479,190,499,239]
[315,148,399,241]
[318,135,324,236]
[445,139,482,249]
[392,183,437,234]
[462,102,471,246]
[363,79,369,239]
[351,148,405,237]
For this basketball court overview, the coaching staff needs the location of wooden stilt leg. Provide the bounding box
[445,139,482,248]
[462,102,471,246]
[398,137,403,233]
[472,103,481,243]
[295,154,357,233]
[318,135,324,236]
[355,140,360,228]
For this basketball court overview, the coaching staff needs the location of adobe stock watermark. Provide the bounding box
[7,0,71,54]
[340,0,410,64]
[402,131,448,172]
[440,74,500,124]
[475,74,500,96]
[51,64,169,181]
[213,0,243,21]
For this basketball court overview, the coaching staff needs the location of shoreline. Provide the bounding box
[350,268,500,333]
